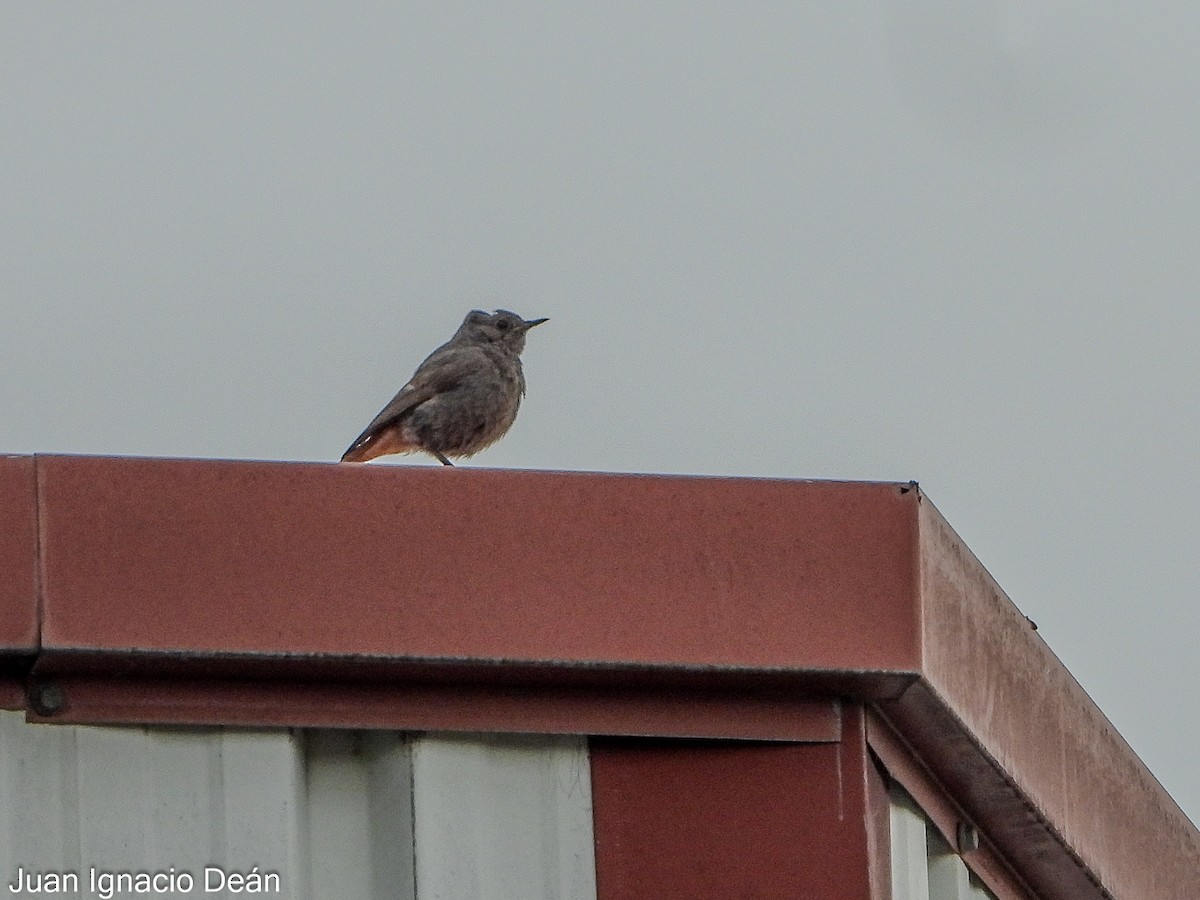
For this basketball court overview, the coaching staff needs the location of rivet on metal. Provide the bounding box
[29,681,66,717]
[957,820,980,853]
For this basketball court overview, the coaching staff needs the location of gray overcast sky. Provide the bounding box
[4,4,1198,824]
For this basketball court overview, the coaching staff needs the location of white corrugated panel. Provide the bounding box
[927,826,976,900]
[890,783,997,900]
[0,711,82,889]
[0,712,596,900]
[890,784,931,900]
[411,733,597,900]
[0,711,306,899]
[305,729,414,900]
[928,844,974,899]
[928,852,996,900]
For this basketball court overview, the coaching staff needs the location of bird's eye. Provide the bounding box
[496,319,511,331]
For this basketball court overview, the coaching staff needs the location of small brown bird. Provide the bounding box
[341,309,548,465]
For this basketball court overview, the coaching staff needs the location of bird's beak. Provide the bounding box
[522,317,549,330]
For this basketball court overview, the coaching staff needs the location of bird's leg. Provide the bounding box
[433,451,454,466]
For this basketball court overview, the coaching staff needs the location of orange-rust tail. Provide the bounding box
[340,426,415,463]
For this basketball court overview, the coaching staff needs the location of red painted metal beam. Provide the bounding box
[878,499,1200,900]
[25,675,841,741]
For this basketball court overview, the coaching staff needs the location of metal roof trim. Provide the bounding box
[0,455,1194,897]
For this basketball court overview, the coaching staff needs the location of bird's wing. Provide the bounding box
[341,347,485,459]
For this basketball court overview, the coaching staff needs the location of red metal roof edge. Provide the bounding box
[877,685,1107,900]
[912,494,1200,900]
[0,454,1195,895]
[30,454,923,671]
[29,646,917,695]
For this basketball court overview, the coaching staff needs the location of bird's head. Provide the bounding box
[458,309,548,353]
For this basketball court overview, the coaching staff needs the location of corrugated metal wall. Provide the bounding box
[410,733,596,900]
[0,711,596,899]
[890,784,996,900]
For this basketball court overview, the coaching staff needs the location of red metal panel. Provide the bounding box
[590,708,876,899]
[906,498,1200,900]
[37,456,920,671]
[0,456,38,652]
